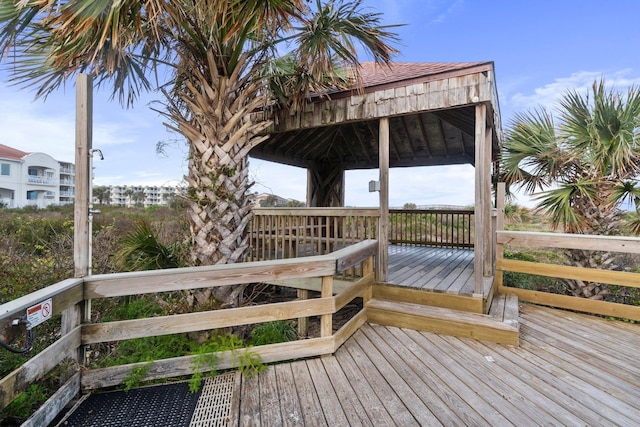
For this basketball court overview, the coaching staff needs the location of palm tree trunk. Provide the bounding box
[164,54,271,307]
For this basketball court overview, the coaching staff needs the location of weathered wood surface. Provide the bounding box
[0,278,83,326]
[82,297,335,344]
[497,230,640,253]
[232,306,640,426]
[0,327,81,409]
[85,257,336,299]
[21,373,80,427]
[387,245,475,295]
[265,65,497,133]
[366,298,519,345]
[498,257,640,288]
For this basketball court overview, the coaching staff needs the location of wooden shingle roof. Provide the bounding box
[251,61,500,170]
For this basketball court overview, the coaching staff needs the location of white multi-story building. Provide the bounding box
[106,185,182,207]
[0,143,75,209]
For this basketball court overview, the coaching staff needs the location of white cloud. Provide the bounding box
[510,69,640,112]
[430,0,464,24]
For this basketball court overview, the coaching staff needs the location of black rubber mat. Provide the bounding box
[62,382,202,427]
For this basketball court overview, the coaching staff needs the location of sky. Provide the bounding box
[1,0,639,208]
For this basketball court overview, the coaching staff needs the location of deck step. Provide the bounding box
[366,295,519,346]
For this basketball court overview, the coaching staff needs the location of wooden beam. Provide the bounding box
[84,257,336,299]
[497,230,640,253]
[82,298,335,344]
[378,117,390,281]
[74,74,92,277]
[497,258,640,289]
[495,183,506,288]
[483,124,493,276]
[81,337,335,391]
[473,103,487,295]
[21,373,81,427]
[500,286,640,323]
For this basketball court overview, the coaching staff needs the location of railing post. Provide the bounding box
[297,289,310,338]
[320,275,333,337]
[362,256,374,304]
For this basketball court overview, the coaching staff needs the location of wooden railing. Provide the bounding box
[249,208,379,261]
[389,208,474,248]
[249,207,475,262]
[496,230,640,321]
[0,240,377,425]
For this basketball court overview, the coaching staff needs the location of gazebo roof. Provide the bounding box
[250,61,501,170]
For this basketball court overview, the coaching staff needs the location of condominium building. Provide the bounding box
[105,185,183,208]
[0,143,75,209]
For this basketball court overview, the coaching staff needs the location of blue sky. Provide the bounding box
[1,0,639,207]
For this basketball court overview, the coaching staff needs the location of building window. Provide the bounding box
[0,163,9,176]
[27,191,38,200]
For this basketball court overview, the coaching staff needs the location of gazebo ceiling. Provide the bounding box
[250,62,501,170]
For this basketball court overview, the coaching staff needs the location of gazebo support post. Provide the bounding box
[378,117,390,282]
[306,161,345,207]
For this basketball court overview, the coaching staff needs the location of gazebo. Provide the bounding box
[250,61,502,313]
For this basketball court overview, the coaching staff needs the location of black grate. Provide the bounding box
[61,382,201,427]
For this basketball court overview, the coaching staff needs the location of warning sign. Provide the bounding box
[26,298,53,328]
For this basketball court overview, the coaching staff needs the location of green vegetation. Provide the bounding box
[249,320,298,346]
[0,1,400,302]
[502,80,640,299]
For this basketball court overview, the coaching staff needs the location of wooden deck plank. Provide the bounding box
[387,245,478,296]
[525,305,640,363]
[372,325,515,426]
[522,321,640,402]
[229,305,640,427]
[258,367,283,426]
[520,309,640,397]
[341,336,420,426]
[422,331,568,425]
[273,364,305,426]
[305,358,351,426]
[364,325,491,426]
[239,372,261,426]
[289,361,328,427]
[320,356,373,426]
[350,329,446,426]
[333,346,396,425]
[454,336,606,427]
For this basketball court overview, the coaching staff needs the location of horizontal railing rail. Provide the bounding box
[496,230,640,321]
[249,208,380,261]
[0,240,378,425]
[389,208,474,248]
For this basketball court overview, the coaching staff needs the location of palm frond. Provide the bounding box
[115,221,182,271]
[534,180,598,233]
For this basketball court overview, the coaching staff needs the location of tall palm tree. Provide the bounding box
[0,1,398,304]
[501,80,640,299]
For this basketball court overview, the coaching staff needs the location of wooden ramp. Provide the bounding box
[230,304,640,426]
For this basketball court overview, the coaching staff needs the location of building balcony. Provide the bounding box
[27,176,57,186]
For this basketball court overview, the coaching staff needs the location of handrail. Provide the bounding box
[249,208,380,261]
[0,240,378,423]
[496,230,640,322]
[389,208,474,248]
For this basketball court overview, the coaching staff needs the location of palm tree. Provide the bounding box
[501,80,640,299]
[0,1,398,304]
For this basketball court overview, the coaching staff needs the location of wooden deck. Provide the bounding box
[387,245,475,295]
[232,304,640,426]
